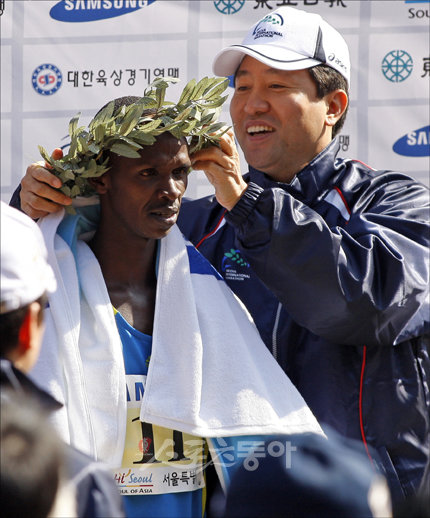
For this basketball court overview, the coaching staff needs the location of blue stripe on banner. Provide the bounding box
[186,245,223,280]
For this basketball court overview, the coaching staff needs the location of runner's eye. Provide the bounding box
[140,168,157,177]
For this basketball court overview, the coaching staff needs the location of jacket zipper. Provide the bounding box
[272,302,282,361]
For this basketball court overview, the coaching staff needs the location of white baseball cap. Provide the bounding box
[213,6,350,85]
[1,202,56,314]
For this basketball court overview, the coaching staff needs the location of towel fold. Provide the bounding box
[31,207,323,468]
[144,226,323,439]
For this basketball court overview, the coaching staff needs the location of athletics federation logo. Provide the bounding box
[32,64,63,96]
[382,50,413,82]
[214,1,245,15]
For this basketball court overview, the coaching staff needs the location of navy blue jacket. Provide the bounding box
[178,138,430,503]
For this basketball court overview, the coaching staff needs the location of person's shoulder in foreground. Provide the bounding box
[222,429,394,518]
[0,202,126,518]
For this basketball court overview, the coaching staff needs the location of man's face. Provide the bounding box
[100,133,190,240]
[230,56,333,183]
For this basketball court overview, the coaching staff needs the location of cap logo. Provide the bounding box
[252,13,284,40]
[327,53,348,74]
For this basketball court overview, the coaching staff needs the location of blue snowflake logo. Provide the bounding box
[382,50,413,83]
[214,0,245,15]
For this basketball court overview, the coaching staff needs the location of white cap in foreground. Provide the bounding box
[1,202,56,314]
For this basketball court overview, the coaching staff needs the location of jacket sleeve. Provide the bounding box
[225,178,429,347]
[66,446,126,518]
[9,185,22,210]
[75,467,126,518]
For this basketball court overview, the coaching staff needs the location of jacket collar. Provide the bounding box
[247,138,342,204]
[0,359,62,412]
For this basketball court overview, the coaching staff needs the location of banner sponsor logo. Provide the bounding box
[393,125,430,157]
[404,0,429,20]
[50,0,157,23]
[338,134,350,152]
[407,7,429,18]
[382,50,413,82]
[32,64,63,96]
[214,0,245,15]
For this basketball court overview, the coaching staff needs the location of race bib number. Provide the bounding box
[114,376,206,496]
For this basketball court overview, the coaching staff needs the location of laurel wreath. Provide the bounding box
[38,76,230,198]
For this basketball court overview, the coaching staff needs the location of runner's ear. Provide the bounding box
[88,174,110,195]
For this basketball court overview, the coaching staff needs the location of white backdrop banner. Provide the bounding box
[1,0,429,203]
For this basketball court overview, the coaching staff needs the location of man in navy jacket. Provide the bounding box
[181,7,430,506]
[11,6,429,506]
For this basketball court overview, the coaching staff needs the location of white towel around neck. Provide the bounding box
[32,209,323,467]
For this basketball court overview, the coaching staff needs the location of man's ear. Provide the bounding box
[14,302,44,373]
[88,173,109,195]
[17,308,32,352]
[325,89,348,128]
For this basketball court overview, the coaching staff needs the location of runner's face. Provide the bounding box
[101,133,190,240]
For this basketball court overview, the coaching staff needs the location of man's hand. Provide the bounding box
[191,129,247,211]
[20,148,73,219]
